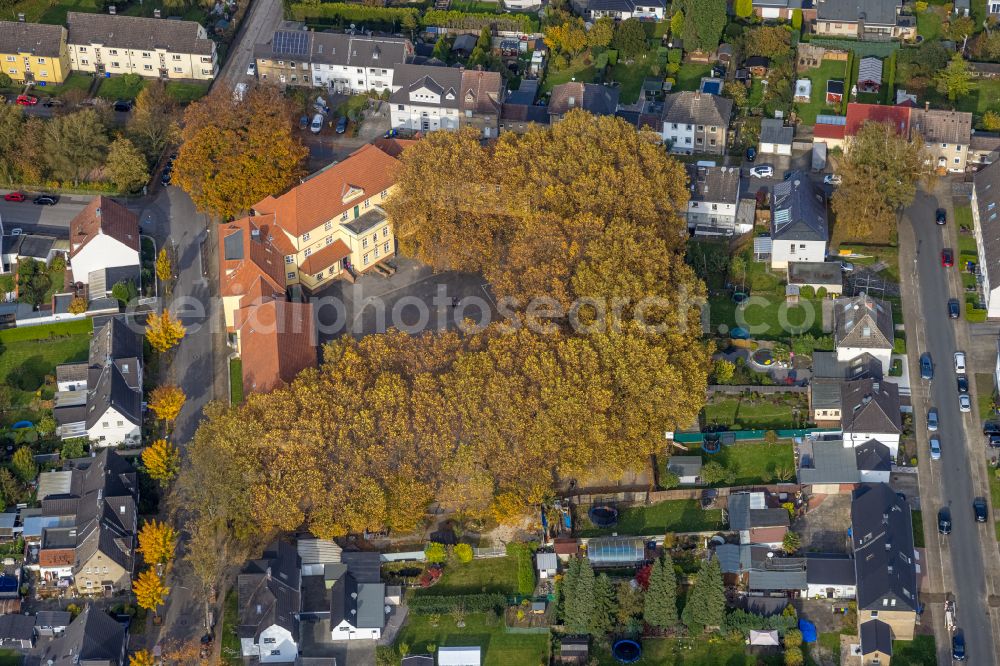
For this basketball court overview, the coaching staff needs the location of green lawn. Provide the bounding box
[541,55,597,94]
[592,636,783,665]
[917,8,944,41]
[395,612,548,666]
[793,59,847,126]
[891,635,936,666]
[577,499,723,537]
[911,510,925,548]
[165,81,211,104]
[97,76,146,101]
[836,244,900,282]
[675,62,713,92]
[220,587,242,666]
[414,556,519,597]
[701,441,795,484]
[708,295,825,339]
[922,78,1000,118]
[702,396,808,430]
[608,52,656,104]
[976,373,995,420]
[0,650,23,666]
[230,359,244,406]
[37,72,93,97]
[814,632,842,666]
[0,318,92,342]
[0,327,90,414]
[5,0,101,24]
[450,0,501,11]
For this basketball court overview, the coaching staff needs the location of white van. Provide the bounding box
[310,113,324,134]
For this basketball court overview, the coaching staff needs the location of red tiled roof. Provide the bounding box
[235,299,317,394]
[845,103,910,138]
[218,216,287,299]
[39,548,75,567]
[252,143,401,237]
[372,137,419,158]
[300,239,351,276]
[813,123,846,140]
[69,196,139,257]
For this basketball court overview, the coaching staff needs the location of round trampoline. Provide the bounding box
[612,639,642,664]
[751,349,774,366]
[588,505,619,528]
[702,438,722,454]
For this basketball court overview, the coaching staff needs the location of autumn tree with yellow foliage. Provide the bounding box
[156,248,172,293]
[138,519,178,567]
[129,649,156,666]
[133,569,169,616]
[146,310,186,353]
[179,112,711,592]
[142,438,181,485]
[149,385,186,424]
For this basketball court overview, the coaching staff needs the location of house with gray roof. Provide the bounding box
[855,439,892,483]
[389,64,502,137]
[833,293,894,370]
[841,379,902,457]
[814,0,915,41]
[727,492,790,548]
[860,619,893,664]
[238,540,302,662]
[666,456,703,484]
[588,0,665,20]
[748,553,807,596]
[548,82,619,121]
[684,165,747,236]
[804,554,857,599]
[770,171,828,270]
[38,605,127,666]
[751,0,810,21]
[809,380,842,423]
[760,118,793,155]
[812,351,883,382]
[34,610,72,638]
[851,483,918,642]
[971,157,1000,318]
[797,437,860,492]
[660,91,732,156]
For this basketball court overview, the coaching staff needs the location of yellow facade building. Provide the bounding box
[0,21,70,84]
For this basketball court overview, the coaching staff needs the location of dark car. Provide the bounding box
[299,115,309,130]
[948,299,961,319]
[938,507,952,535]
[942,248,954,267]
[936,208,947,225]
[985,421,1000,436]
[746,146,757,162]
[974,497,989,522]
[920,353,933,380]
[32,194,57,205]
[989,435,1000,448]
[160,171,171,186]
[336,116,348,134]
[952,631,966,661]
[112,99,132,113]
[958,375,969,393]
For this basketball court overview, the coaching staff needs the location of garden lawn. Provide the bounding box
[916,8,943,41]
[793,59,847,126]
[608,52,656,104]
[911,510,925,548]
[0,650,23,666]
[708,295,825,339]
[6,0,100,24]
[976,373,995,420]
[395,612,548,666]
[220,587,242,666]
[592,636,783,665]
[702,396,807,430]
[891,635,936,666]
[0,334,89,420]
[922,78,1000,117]
[702,440,795,485]
[38,72,93,97]
[230,359,244,406]
[450,0,501,12]
[837,244,900,282]
[675,62,712,92]
[97,76,146,100]
[414,556,518,596]
[165,81,211,104]
[541,55,597,94]
[577,499,723,537]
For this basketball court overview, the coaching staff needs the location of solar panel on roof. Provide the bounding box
[274,31,309,56]
[816,114,847,126]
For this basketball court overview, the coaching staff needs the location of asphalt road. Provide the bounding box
[214,0,284,92]
[0,192,92,232]
[904,187,997,663]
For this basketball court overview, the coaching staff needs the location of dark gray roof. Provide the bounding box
[548,82,619,117]
[714,542,751,574]
[787,261,843,287]
[57,363,88,385]
[974,158,1000,282]
[860,619,893,655]
[16,235,55,260]
[748,553,807,591]
[812,351,883,381]
[339,551,381,583]
[806,554,857,586]
[827,79,845,94]
[401,657,435,666]
[841,379,902,435]
[0,20,65,58]
[750,508,790,528]
[833,294,893,350]
[667,456,702,477]
[312,33,409,67]
[505,79,538,106]
[816,0,901,25]
[687,165,740,205]
[67,12,213,56]
[661,91,732,127]
[797,438,860,485]
[342,208,387,235]
[810,379,842,411]
[760,118,793,146]
[452,34,476,53]
[40,606,127,666]
[390,64,462,110]
[238,540,302,639]
[85,363,142,429]
[728,492,786,530]
[223,229,244,261]
[89,316,141,367]
[34,611,72,629]
[855,439,892,472]
[851,483,918,613]
[771,171,828,242]
[0,614,35,641]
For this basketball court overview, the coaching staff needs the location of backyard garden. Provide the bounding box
[576,499,723,538]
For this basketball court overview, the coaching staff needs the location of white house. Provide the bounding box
[840,379,902,458]
[437,646,482,666]
[237,540,301,663]
[760,117,793,156]
[308,34,410,94]
[971,158,1000,318]
[588,0,665,20]
[329,551,387,641]
[770,171,828,270]
[804,555,857,599]
[685,165,746,236]
[833,293,894,371]
[536,552,558,578]
[660,91,733,156]
[389,64,501,137]
[855,439,892,484]
[990,0,1000,18]
[69,196,140,286]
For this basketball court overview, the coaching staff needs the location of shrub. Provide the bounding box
[453,543,474,563]
[668,48,682,64]
[798,285,815,298]
[289,2,418,25]
[893,336,906,355]
[815,286,827,297]
[408,593,507,614]
[425,542,447,563]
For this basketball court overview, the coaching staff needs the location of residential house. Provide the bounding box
[786,261,843,296]
[855,439,892,483]
[748,553,807,598]
[804,554,857,599]
[0,21,70,84]
[746,56,770,78]
[34,611,71,638]
[972,157,1000,318]
[0,615,33,649]
[910,105,973,172]
[329,552,387,640]
[500,81,549,133]
[969,132,1000,168]
[53,317,143,446]
[587,0,665,21]
[833,293,895,369]
[809,380,842,424]
[797,437,860,494]
[991,0,1000,18]
[845,103,910,145]
[389,64,502,137]
[547,82,619,122]
[851,483,918,642]
[250,142,404,292]
[759,118,793,155]
[841,379,902,457]
[660,91,732,155]
[685,165,745,236]
[2,233,62,273]
[29,449,138,596]
[769,171,828,270]
[813,114,848,151]
[955,0,970,16]
[813,0,915,40]
[68,197,140,288]
[218,216,317,395]
[66,12,216,80]
[237,540,301,662]
[727,492,789,549]
[451,34,477,59]
[437,646,482,666]
[536,552,558,578]
[38,606,128,666]
[751,0,817,22]
[860,619,893,665]
[666,456,702,484]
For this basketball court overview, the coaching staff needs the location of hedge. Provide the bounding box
[408,593,507,614]
[422,9,536,32]
[724,609,798,635]
[289,3,419,24]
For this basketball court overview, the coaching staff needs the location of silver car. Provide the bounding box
[959,394,972,413]
[928,408,939,431]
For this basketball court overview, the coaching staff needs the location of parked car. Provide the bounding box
[954,351,966,374]
[41,98,63,108]
[989,435,1000,448]
[745,147,757,162]
[957,375,969,393]
[299,115,309,131]
[112,99,132,112]
[32,194,57,205]
[161,171,171,186]
[938,507,952,535]
[952,631,966,661]
[823,174,842,185]
[948,299,960,319]
[942,248,954,267]
[3,192,26,202]
[750,165,773,178]
[840,261,854,272]
[310,113,324,134]
[15,95,37,106]
[973,497,988,522]
[928,408,939,431]
[920,353,933,380]
[936,208,947,225]
[247,61,256,76]
[929,434,942,460]
[336,116,348,134]
[959,394,971,412]
[984,421,1000,436]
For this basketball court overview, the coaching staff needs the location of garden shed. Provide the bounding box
[586,537,647,566]
[793,79,812,103]
[749,630,780,646]
[536,552,558,578]
[857,58,883,93]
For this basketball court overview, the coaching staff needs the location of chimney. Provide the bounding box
[925,100,930,111]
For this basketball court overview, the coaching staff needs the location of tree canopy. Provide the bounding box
[681,0,726,52]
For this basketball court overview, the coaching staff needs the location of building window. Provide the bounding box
[364,200,370,208]
[325,221,332,231]
[111,62,120,68]
[382,227,389,237]
[78,47,87,53]
[362,238,369,248]
[397,104,404,110]
[173,54,182,61]
[315,271,323,279]
[326,236,333,245]
[341,212,348,221]
[302,232,310,241]
[143,52,150,58]
[144,64,152,70]
[287,272,296,279]
[710,126,717,132]
[270,651,281,656]
[37,58,46,64]
[304,248,312,258]
[371,233,377,243]
[942,143,948,148]
[102,422,109,428]
[39,70,48,77]
[173,67,182,73]
[263,639,276,645]
[383,241,390,253]
[285,255,294,264]
[80,59,88,65]
[374,247,379,258]
[117,421,124,427]
[109,49,118,55]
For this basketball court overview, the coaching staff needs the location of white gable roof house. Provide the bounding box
[833,293,894,371]
[68,196,140,289]
[769,171,828,270]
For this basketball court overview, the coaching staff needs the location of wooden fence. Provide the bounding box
[561,483,802,507]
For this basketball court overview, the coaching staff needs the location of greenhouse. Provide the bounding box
[586,537,647,566]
